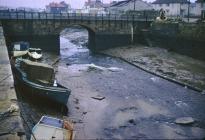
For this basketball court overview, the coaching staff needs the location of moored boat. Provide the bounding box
[12,58,71,106]
[28,48,42,60]
[11,41,29,58]
[31,116,74,140]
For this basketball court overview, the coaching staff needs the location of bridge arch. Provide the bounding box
[58,24,96,51]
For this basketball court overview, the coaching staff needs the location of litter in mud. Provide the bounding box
[175,117,195,125]
[150,77,160,82]
[91,95,105,100]
[87,63,105,72]
[174,101,188,108]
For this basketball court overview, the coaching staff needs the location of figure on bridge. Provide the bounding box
[156,8,167,21]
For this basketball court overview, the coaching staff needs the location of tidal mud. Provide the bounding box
[102,45,205,91]
[13,27,205,139]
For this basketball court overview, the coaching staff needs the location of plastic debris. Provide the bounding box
[7,104,19,113]
[107,67,123,72]
[87,63,122,72]
[91,95,105,100]
[175,117,195,125]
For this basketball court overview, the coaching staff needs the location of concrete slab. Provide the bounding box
[0,26,25,140]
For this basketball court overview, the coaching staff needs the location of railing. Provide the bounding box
[0,9,156,22]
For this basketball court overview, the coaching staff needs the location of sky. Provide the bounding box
[0,0,196,9]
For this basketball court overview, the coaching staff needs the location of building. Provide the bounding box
[46,1,71,13]
[195,0,205,16]
[108,0,153,14]
[152,0,189,17]
[83,0,107,15]
[84,0,104,9]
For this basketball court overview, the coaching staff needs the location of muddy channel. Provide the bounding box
[17,27,205,139]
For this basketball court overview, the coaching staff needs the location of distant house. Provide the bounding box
[108,0,153,14]
[195,0,205,16]
[152,0,189,17]
[84,0,104,9]
[46,1,71,13]
[83,0,107,14]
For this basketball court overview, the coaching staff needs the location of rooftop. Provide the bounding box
[111,0,144,7]
[196,0,205,3]
[46,1,69,8]
[152,0,189,4]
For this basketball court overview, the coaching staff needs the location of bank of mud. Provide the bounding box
[102,45,205,92]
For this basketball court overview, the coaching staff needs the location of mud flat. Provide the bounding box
[54,28,205,139]
[102,45,205,92]
[0,27,25,139]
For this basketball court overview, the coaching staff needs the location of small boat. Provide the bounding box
[31,116,74,140]
[11,41,29,58]
[28,48,42,60]
[12,58,71,106]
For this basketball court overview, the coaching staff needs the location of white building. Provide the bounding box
[193,0,205,16]
[108,0,154,14]
[83,0,108,14]
[152,0,189,17]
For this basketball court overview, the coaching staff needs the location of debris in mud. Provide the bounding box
[164,71,176,77]
[82,112,87,115]
[119,107,138,112]
[175,117,195,125]
[74,98,79,104]
[150,77,160,82]
[132,59,146,65]
[72,119,83,124]
[91,95,105,100]
[87,63,123,73]
[87,63,105,72]
[128,119,137,125]
[107,67,123,72]
[75,106,80,110]
[175,101,188,108]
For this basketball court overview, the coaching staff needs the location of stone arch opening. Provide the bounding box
[59,24,96,54]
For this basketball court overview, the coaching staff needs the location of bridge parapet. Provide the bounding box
[0,9,156,21]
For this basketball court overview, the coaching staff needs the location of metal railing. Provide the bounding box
[0,9,156,22]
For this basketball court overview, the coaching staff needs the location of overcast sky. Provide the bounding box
[0,0,196,9]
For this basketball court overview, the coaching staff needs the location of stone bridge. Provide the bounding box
[0,11,155,52]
